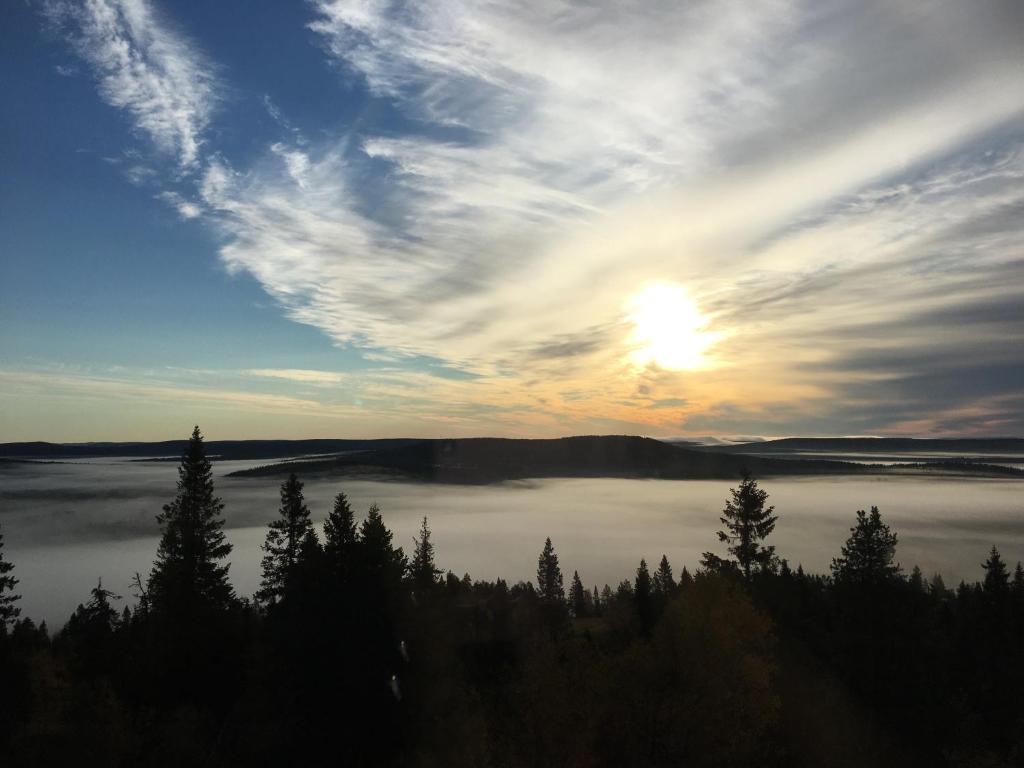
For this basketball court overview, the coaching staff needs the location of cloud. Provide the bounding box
[45,0,1024,435]
[244,368,348,385]
[47,0,219,168]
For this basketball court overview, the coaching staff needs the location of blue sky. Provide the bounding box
[2,0,1023,441]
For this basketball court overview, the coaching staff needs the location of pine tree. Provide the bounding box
[701,472,778,579]
[0,521,21,627]
[909,565,924,592]
[410,516,440,589]
[830,506,900,584]
[536,537,564,602]
[359,503,407,581]
[982,546,1009,597]
[74,579,121,634]
[634,558,654,635]
[258,473,316,604]
[324,492,358,578]
[148,426,234,616]
[653,554,675,595]
[569,570,588,617]
[929,572,949,600]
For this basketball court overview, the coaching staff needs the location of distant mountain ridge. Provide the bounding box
[0,439,419,461]
[3,436,1020,482]
[227,435,865,482]
[698,437,1024,454]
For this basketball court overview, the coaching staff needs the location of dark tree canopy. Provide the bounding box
[323,491,358,578]
[359,503,407,582]
[702,472,778,579]
[634,558,654,635]
[830,506,900,584]
[536,537,565,603]
[147,426,235,617]
[982,546,1009,597]
[653,554,675,595]
[569,570,588,618]
[0,521,20,627]
[409,516,440,589]
[258,473,317,604]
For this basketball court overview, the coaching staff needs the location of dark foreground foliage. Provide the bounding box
[2,430,1024,767]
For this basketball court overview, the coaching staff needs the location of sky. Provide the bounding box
[1,0,1022,441]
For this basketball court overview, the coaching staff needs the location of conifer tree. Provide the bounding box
[258,473,316,604]
[592,585,602,615]
[1013,562,1024,596]
[653,554,675,595]
[830,506,899,584]
[536,537,564,602]
[148,426,234,616]
[909,565,924,592]
[410,516,440,589]
[929,572,950,600]
[324,492,358,577]
[68,580,121,635]
[982,546,1009,597]
[359,503,407,581]
[0,521,20,627]
[701,472,778,579]
[634,558,654,635]
[569,570,588,618]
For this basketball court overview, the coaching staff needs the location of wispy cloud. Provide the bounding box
[47,0,219,168]
[42,0,1024,435]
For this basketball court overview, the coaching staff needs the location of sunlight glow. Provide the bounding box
[627,283,721,371]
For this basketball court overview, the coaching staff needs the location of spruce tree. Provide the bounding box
[653,554,675,595]
[324,492,358,578]
[0,521,20,627]
[536,537,564,602]
[634,558,654,635]
[1013,562,1024,596]
[148,426,234,616]
[701,472,777,579]
[359,503,407,582]
[830,506,900,584]
[258,473,316,604]
[410,516,440,589]
[982,546,1009,597]
[569,570,588,618]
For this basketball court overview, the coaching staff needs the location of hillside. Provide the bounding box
[228,435,874,482]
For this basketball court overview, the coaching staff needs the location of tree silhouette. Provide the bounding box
[982,546,1009,597]
[258,473,316,604]
[653,554,675,595]
[0,521,20,627]
[359,503,407,582]
[634,558,654,635]
[410,516,440,589]
[147,426,234,616]
[324,491,358,581]
[702,472,777,579]
[568,570,588,618]
[830,506,899,584]
[536,537,564,602]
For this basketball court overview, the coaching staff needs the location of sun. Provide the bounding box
[627,283,721,371]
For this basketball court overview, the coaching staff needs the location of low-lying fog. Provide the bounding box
[2,458,1022,628]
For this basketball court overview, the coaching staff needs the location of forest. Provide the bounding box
[1,427,1023,767]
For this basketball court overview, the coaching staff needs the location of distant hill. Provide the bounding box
[4,435,1019,483]
[0,439,420,461]
[697,437,1024,454]
[228,435,886,483]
